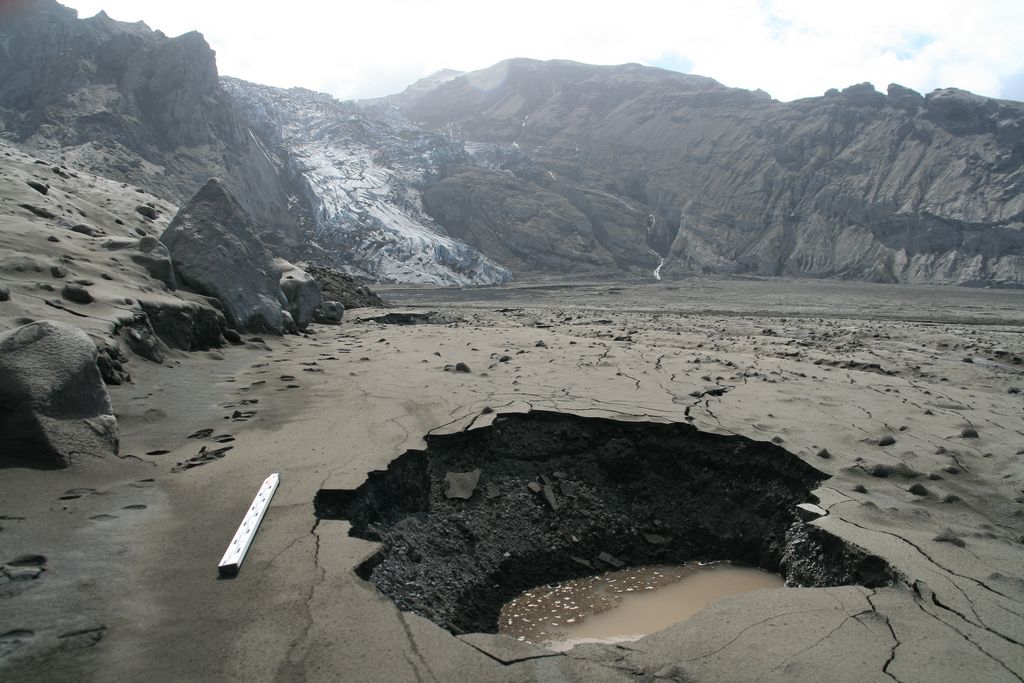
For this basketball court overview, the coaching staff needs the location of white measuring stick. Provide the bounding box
[218,473,280,576]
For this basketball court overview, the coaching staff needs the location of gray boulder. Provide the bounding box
[0,321,118,468]
[161,178,284,333]
[315,300,345,324]
[276,259,322,330]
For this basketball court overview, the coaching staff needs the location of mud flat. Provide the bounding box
[1,278,1023,682]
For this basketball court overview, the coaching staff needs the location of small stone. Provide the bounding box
[135,205,159,219]
[70,223,100,236]
[816,448,831,459]
[541,484,559,511]
[26,180,49,195]
[852,484,868,493]
[908,483,929,496]
[597,552,625,568]
[527,481,542,494]
[643,533,668,545]
[50,264,67,279]
[454,362,471,373]
[960,427,979,438]
[444,469,481,500]
[796,503,827,521]
[878,435,896,447]
[61,283,93,304]
[19,203,55,219]
[0,285,9,302]
[933,528,965,547]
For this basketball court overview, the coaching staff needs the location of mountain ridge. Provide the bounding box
[391,59,1024,286]
[2,1,1022,287]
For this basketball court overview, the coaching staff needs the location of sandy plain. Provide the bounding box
[2,275,1024,682]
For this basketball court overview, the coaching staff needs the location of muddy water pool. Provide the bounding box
[499,563,783,651]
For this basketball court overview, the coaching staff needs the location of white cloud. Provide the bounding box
[60,0,1024,101]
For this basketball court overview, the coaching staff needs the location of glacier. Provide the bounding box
[222,78,511,286]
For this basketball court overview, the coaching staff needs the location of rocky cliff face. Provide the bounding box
[397,59,1024,286]
[0,0,299,250]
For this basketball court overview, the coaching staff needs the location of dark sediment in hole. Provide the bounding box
[317,411,897,634]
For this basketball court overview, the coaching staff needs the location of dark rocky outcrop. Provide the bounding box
[161,178,284,333]
[0,320,118,468]
[301,264,387,309]
[0,0,302,250]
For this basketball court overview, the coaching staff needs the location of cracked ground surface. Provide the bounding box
[1,277,1023,681]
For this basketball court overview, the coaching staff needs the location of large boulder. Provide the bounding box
[0,321,118,468]
[275,259,322,330]
[161,178,284,333]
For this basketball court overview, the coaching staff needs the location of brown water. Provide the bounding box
[498,563,784,651]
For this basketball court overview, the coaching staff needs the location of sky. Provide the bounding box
[61,0,1024,103]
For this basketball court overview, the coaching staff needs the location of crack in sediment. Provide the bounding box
[396,611,438,682]
[458,640,561,666]
[682,608,838,663]
[833,517,1023,644]
[866,592,902,682]
[912,584,1024,682]
[756,609,874,681]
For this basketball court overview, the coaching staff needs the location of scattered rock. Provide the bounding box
[314,300,345,324]
[0,321,118,467]
[816,448,831,459]
[19,203,55,219]
[0,285,9,302]
[795,502,827,520]
[877,435,896,447]
[444,469,481,500]
[26,180,49,195]
[933,528,965,547]
[960,427,979,438]
[60,283,93,304]
[135,205,158,219]
[70,223,101,237]
[597,552,625,568]
[864,462,919,478]
[908,483,930,496]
